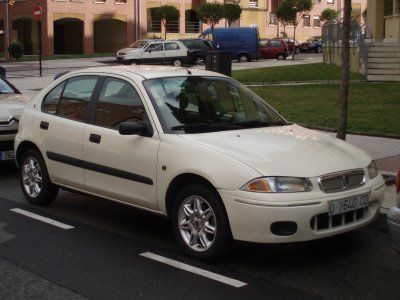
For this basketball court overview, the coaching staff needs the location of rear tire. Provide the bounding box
[173,59,182,67]
[238,54,250,63]
[317,46,323,53]
[19,149,59,206]
[277,54,286,60]
[195,56,205,66]
[171,184,233,261]
[295,47,300,54]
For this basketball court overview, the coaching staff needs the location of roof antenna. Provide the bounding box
[186,69,192,75]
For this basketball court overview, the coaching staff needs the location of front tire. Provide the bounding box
[19,149,59,206]
[317,46,323,53]
[171,184,233,261]
[173,59,182,67]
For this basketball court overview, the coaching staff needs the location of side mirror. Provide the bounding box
[119,122,153,137]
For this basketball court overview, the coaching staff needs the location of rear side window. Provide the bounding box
[165,42,180,51]
[42,81,66,115]
[58,76,99,122]
[94,77,146,129]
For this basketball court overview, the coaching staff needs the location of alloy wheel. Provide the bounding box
[178,196,217,252]
[22,157,42,198]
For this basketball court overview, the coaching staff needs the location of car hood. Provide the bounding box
[179,125,371,178]
[0,94,29,121]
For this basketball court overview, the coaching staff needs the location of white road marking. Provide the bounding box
[10,208,74,230]
[140,252,247,288]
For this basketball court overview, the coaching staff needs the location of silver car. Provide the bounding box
[0,76,29,162]
[388,169,400,251]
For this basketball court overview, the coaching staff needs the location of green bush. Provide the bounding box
[8,41,24,60]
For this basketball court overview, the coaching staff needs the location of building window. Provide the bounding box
[115,0,126,3]
[249,1,258,8]
[313,16,321,27]
[303,15,310,27]
[94,0,106,3]
[384,0,394,16]
[269,13,278,25]
[313,0,321,4]
[327,0,334,4]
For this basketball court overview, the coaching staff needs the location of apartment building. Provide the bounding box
[1,0,366,57]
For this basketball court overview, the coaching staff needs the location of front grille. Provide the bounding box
[310,205,369,231]
[0,141,15,151]
[318,170,365,193]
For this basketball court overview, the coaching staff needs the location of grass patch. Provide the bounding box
[2,53,113,62]
[233,63,364,83]
[251,82,400,136]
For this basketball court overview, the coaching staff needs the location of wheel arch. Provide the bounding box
[15,140,43,168]
[165,173,224,218]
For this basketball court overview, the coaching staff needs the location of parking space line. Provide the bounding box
[140,252,247,288]
[10,208,74,230]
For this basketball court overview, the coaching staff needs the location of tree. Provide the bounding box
[277,0,313,59]
[155,5,180,40]
[321,8,338,23]
[223,3,242,27]
[337,0,351,140]
[197,2,224,50]
[276,2,293,38]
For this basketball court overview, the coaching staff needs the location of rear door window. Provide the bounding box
[42,81,66,115]
[57,76,99,122]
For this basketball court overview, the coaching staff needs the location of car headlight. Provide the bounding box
[367,161,378,179]
[241,177,313,193]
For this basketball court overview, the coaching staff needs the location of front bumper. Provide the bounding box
[219,175,385,243]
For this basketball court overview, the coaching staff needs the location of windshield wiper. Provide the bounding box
[171,123,240,132]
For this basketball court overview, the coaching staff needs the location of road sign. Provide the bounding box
[33,5,43,21]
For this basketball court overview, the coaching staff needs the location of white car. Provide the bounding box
[15,66,385,260]
[0,76,29,162]
[117,40,190,67]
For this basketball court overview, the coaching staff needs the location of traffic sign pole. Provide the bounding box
[33,5,43,77]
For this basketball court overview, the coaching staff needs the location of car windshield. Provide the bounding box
[129,40,149,48]
[144,76,288,134]
[0,78,15,94]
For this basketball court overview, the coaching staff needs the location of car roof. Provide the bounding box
[61,65,227,81]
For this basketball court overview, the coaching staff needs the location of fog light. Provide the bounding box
[270,221,298,236]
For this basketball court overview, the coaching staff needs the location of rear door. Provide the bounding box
[164,42,185,64]
[82,76,160,209]
[39,75,100,189]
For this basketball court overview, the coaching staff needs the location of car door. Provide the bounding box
[82,76,160,210]
[39,75,100,189]
[141,42,165,64]
[164,42,184,64]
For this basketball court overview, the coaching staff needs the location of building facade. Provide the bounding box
[1,0,366,57]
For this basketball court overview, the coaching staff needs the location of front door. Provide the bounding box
[83,76,160,209]
[141,42,165,64]
[40,75,100,189]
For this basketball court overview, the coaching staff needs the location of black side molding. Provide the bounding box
[46,151,153,185]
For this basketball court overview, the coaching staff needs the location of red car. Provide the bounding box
[259,39,289,60]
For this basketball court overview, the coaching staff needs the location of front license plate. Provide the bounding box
[0,151,15,161]
[328,193,369,216]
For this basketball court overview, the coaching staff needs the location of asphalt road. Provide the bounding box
[1,162,399,299]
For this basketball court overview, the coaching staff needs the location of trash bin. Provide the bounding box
[0,67,6,78]
[205,51,232,77]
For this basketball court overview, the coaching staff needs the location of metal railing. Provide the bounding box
[166,21,179,33]
[185,21,201,33]
[322,19,373,76]
[148,21,161,33]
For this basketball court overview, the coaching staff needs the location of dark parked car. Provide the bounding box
[301,36,323,53]
[260,39,289,60]
[179,38,211,65]
[283,38,301,54]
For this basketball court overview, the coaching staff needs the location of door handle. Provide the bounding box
[89,133,101,144]
[40,121,49,130]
